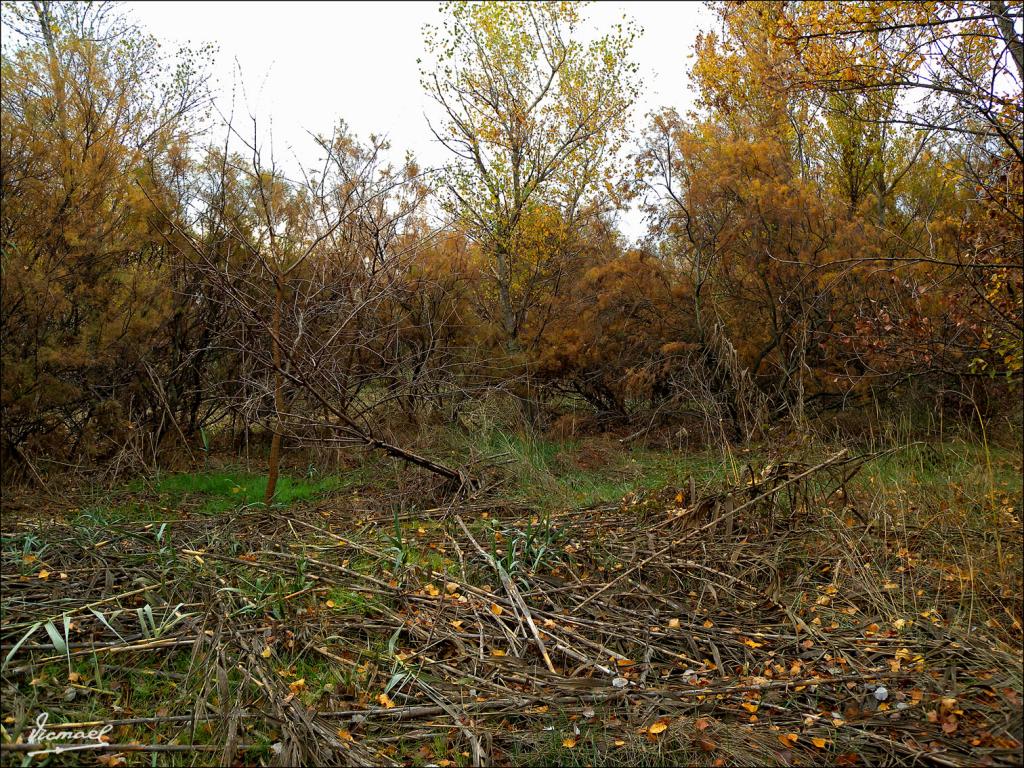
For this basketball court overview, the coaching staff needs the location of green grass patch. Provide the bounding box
[477,428,740,510]
[149,470,344,513]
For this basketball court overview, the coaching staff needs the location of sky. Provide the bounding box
[126,1,713,238]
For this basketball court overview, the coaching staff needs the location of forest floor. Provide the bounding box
[1,434,1022,767]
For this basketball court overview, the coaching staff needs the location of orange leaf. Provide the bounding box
[778,733,798,748]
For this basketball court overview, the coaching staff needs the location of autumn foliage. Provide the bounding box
[1,0,1021,480]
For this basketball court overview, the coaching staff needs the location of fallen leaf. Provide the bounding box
[698,737,717,752]
[377,693,396,708]
[668,618,680,628]
[648,721,668,735]
[562,737,577,748]
[778,733,798,748]
[490,603,503,616]
[811,737,828,748]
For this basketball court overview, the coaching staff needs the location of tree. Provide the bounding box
[0,0,209,476]
[421,0,640,373]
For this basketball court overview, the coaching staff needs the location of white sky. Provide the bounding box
[126,1,712,238]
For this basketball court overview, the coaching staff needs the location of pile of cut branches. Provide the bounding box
[2,450,1021,766]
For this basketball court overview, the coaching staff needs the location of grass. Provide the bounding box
[148,469,346,514]
[450,425,739,510]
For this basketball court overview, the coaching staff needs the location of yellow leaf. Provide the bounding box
[778,733,798,748]
[378,693,396,708]
[337,729,354,742]
[261,647,272,658]
[811,737,827,748]
[490,603,503,616]
[562,737,577,748]
[38,570,50,580]
[325,600,336,608]
[615,657,635,667]
[491,649,506,657]
[703,619,714,628]
[741,702,759,713]
[668,618,680,628]
[743,638,763,648]
[648,721,668,735]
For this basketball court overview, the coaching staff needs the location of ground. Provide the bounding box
[1,434,1021,766]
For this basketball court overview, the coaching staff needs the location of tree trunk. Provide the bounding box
[264,279,284,505]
